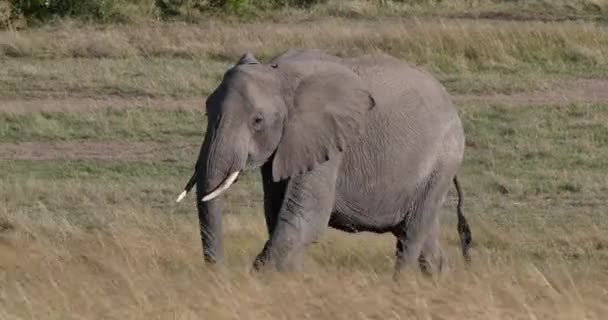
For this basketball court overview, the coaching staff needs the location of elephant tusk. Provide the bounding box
[201,171,240,202]
[176,190,188,203]
[175,170,198,203]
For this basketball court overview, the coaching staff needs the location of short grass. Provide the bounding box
[2,102,608,319]
[0,109,206,142]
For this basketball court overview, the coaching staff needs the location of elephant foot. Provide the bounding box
[251,241,305,273]
[252,252,270,272]
[251,241,272,272]
[392,235,425,281]
[417,253,443,278]
[203,253,223,265]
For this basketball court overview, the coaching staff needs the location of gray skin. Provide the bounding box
[178,49,472,277]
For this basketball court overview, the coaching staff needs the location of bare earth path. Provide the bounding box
[453,78,608,107]
[0,140,198,161]
[0,97,204,115]
[1,79,608,115]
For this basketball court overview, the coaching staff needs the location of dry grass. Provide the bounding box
[313,0,608,21]
[2,204,607,319]
[1,185,608,319]
[3,18,606,68]
[1,18,607,99]
[0,18,608,67]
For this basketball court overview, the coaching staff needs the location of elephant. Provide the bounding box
[176,49,472,277]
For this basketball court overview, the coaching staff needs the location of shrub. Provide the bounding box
[155,0,327,18]
[0,0,11,27]
[1,0,28,28]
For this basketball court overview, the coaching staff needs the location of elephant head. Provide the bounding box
[176,52,375,264]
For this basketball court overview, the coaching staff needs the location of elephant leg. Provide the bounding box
[253,157,339,272]
[417,217,444,276]
[261,160,288,237]
[394,173,451,280]
[394,223,428,279]
[254,161,289,270]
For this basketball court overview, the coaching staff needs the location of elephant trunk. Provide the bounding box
[196,183,225,264]
[192,127,247,265]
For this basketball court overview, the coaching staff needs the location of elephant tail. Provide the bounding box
[453,176,472,263]
[176,169,198,202]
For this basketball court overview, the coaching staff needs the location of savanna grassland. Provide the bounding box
[1,1,608,319]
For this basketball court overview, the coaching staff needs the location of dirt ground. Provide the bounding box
[0,97,204,115]
[0,140,198,161]
[453,78,608,107]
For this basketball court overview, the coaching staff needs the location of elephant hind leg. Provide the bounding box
[417,219,444,276]
[393,220,427,280]
[393,172,451,280]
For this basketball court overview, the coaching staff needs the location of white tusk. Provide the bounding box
[201,171,240,202]
[175,170,198,204]
[175,190,187,203]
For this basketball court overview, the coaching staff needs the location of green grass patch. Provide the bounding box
[0,108,207,142]
[461,103,608,198]
[0,159,264,220]
[0,159,192,181]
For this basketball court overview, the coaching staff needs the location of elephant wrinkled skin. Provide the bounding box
[177,49,472,277]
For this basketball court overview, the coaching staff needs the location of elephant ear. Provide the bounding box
[272,68,376,182]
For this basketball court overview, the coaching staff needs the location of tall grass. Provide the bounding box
[1,19,607,98]
[3,18,607,69]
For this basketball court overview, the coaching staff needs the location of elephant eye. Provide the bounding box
[250,113,264,131]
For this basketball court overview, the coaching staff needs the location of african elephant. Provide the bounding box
[176,49,472,277]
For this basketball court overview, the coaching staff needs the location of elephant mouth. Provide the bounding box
[201,171,241,202]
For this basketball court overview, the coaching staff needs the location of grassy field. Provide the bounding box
[2,6,608,319]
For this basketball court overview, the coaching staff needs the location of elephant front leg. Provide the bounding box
[260,161,288,237]
[252,221,309,272]
[253,158,339,272]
